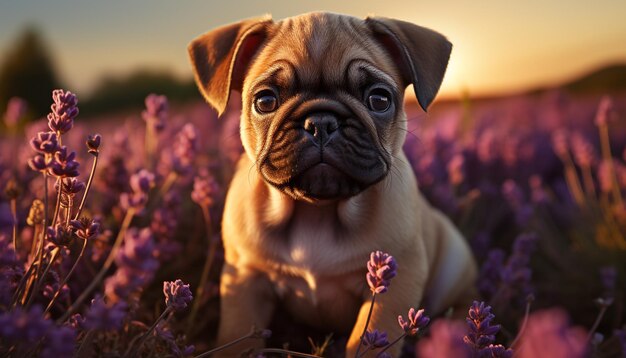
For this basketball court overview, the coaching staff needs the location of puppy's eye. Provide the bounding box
[366,88,391,113]
[254,90,278,113]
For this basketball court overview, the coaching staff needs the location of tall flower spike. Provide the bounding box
[142,94,168,132]
[366,251,397,294]
[464,301,510,357]
[47,89,78,134]
[398,308,430,336]
[163,279,193,311]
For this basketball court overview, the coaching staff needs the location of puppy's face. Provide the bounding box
[242,15,404,201]
[189,12,452,201]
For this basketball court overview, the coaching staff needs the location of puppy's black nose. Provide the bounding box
[303,112,338,146]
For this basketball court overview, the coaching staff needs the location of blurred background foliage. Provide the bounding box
[0,28,202,125]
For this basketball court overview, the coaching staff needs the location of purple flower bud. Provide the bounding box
[366,251,397,294]
[163,279,193,311]
[551,130,569,158]
[30,131,59,154]
[362,329,389,348]
[47,89,78,134]
[4,97,27,127]
[86,134,101,156]
[398,308,430,336]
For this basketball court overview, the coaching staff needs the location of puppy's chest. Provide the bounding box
[261,211,365,313]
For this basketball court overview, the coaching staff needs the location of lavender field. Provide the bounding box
[0,88,625,357]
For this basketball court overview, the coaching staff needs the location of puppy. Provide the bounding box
[188,12,477,357]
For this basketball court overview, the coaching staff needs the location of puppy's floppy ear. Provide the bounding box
[365,17,452,111]
[188,16,273,116]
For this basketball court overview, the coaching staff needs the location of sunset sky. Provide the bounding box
[1,0,625,99]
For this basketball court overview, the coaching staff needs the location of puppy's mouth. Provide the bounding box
[286,162,365,200]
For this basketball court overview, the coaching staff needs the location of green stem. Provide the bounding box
[51,178,62,226]
[44,239,88,315]
[586,302,610,343]
[124,306,172,357]
[25,248,59,309]
[193,327,258,358]
[33,174,49,291]
[57,208,136,323]
[10,198,17,253]
[74,155,98,220]
[76,329,96,357]
[355,293,377,358]
[186,205,214,334]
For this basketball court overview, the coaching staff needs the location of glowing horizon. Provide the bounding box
[1,1,625,99]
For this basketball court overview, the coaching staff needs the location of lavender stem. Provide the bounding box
[355,293,377,357]
[44,239,88,315]
[57,207,136,323]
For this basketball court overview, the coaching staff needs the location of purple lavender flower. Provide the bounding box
[169,123,198,176]
[69,217,100,240]
[398,308,430,336]
[0,305,52,344]
[47,224,74,247]
[87,134,102,156]
[57,177,86,196]
[41,325,76,358]
[4,96,27,127]
[48,146,80,178]
[361,329,389,348]
[517,309,587,358]
[84,295,128,331]
[464,301,501,352]
[105,228,159,302]
[500,234,537,292]
[594,96,614,126]
[47,89,78,134]
[120,169,155,211]
[142,94,168,132]
[0,235,23,306]
[551,130,569,158]
[570,133,596,168]
[191,169,220,208]
[163,279,193,311]
[366,251,397,294]
[478,249,505,299]
[30,131,59,154]
[417,319,471,358]
[482,344,513,358]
